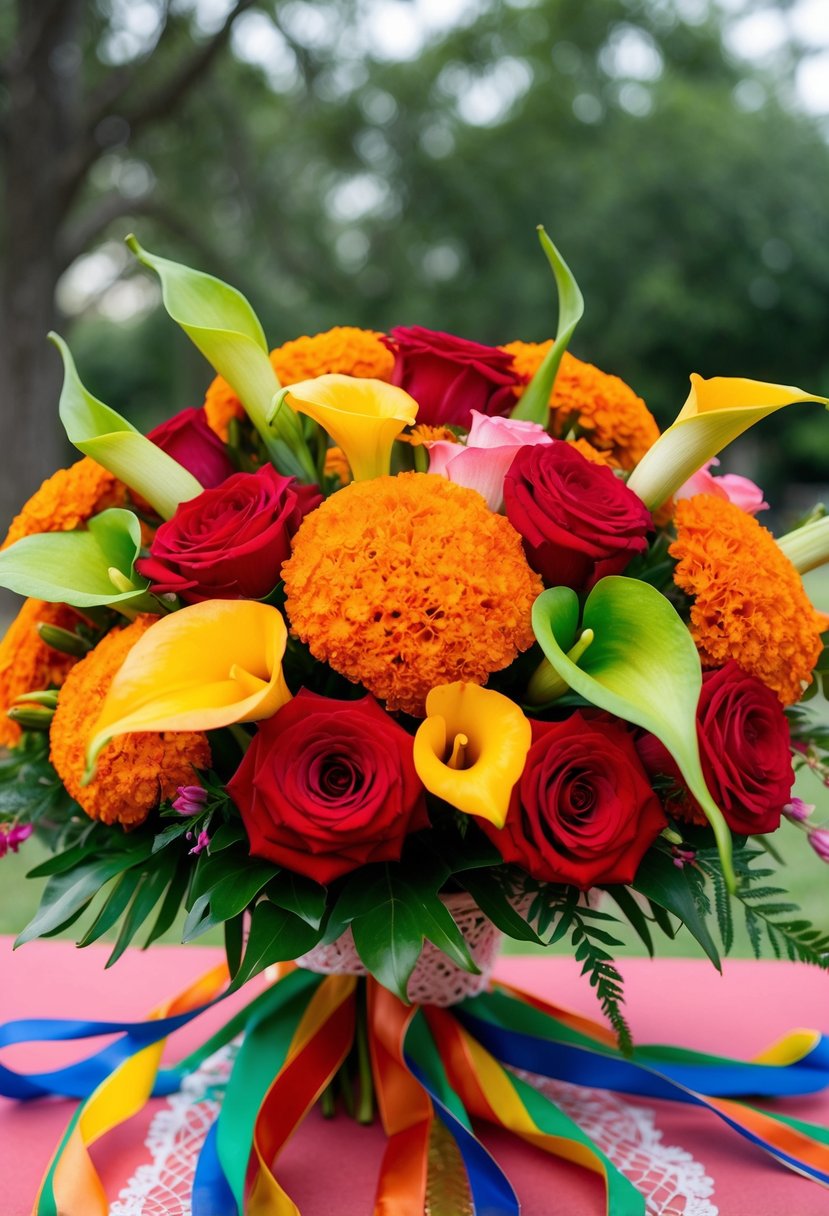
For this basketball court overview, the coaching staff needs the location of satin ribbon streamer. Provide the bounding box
[2,967,829,1215]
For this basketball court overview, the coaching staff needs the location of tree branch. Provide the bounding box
[56,191,239,283]
[56,192,152,273]
[82,0,175,133]
[58,0,255,213]
[121,0,257,136]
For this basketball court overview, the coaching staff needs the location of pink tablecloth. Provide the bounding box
[1,937,828,1215]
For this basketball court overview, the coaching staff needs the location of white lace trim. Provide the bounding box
[519,1070,717,1216]
[109,1044,717,1215]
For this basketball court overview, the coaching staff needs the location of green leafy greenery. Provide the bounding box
[0,732,79,827]
[695,845,829,968]
[7,720,828,1034]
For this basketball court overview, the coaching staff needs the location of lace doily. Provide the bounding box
[110,1044,717,1216]
[297,892,504,1006]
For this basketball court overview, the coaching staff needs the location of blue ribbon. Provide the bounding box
[404,1012,520,1216]
[458,1003,829,1186]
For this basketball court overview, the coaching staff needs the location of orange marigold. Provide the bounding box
[203,374,246,443]
[670,495,823,706]
[0,599,83,748]
[566,437,614,467]
[50,617,211,826]
[398,424,462,447]
[502,341,659,470]
[283,472,542,716]
[203,327,394,441]
[323,446,352,486]
[2,457,126,550]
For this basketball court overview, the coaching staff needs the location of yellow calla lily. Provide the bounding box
[413,682,532,828]
[85,600,291,777]
[280,374,418,481]
[627,374,829,510]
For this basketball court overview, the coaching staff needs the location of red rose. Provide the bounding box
[483,713,666,889]
[503,443,652,591]
[385,326,523,427]
[137,465,322,602]
[227,690,426,884]
[148,407,236,488]
[637,661,794,836]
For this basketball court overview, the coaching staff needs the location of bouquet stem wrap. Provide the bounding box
[2,964,829,1215]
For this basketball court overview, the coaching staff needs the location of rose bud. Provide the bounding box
[148,407,236,488]
[385,326,522,428]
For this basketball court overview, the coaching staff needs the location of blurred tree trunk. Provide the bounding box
[0,0,255,537]
[0,1,81,533]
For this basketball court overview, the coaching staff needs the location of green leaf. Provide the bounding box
[266,871,327,929]
[462,871,545,944]
[145,861,191,948]
[349,876,424,1003]
[77,869,144,947]
[632,850,721,970]
[126,235,316,483]
[510,228,585,424]
[346,865,479,1001]
[224,913,245,979]
[50,333,202,519]
[533,578,735,891]
[208,860,276,922]
[152,820,192,854]
[0,509,151,608]
[208,820,247,852]
[16,843,153,946]
[183,855,274,940]
[602,886,655,957]
[27,842,93,878]
[106,851,180,967]
[235,900,321,986]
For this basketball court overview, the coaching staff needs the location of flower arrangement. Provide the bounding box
[2,229,829,1214]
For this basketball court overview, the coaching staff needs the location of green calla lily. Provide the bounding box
[50,334,202,520]
[532,577,736,891]
[0,508,154,609]
[125,235,317,483]
[777,514,829,575]
[510,227,585,425]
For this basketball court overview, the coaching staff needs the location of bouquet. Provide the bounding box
[2,229,829,1215]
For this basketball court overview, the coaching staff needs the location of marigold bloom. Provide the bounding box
[398,424,461,447]
[283,473,542,715]
[502,341,659,470]
[324,446,352,485]
[566,437,614,467]
[2,457,125,550]
[203,327,394,441]
[0,599,83,747]
[670,495,823,705]
[50,617,211,826]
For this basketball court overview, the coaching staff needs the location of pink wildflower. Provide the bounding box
[808,828,829,864]
[173,785,209,816]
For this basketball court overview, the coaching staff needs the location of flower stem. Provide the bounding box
[355,982,375,1125]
